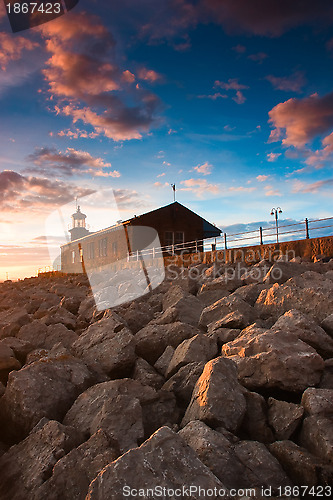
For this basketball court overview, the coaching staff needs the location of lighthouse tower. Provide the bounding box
[69,206,90,241]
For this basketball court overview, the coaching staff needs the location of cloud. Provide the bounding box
[138,68,163,82]
[228,186,256,193]
[180,178,219,197]
[0,33,38,70]
[264,185,282,196]
[247,52,268,63]
[233,90,246,104]
[256,175,269,182]
[265,72,306,92]
[326,38,333,52]
[0,170,95,212]
[268,91,333,147]
[26,147,121,178]
[193,161,213,175]
[39,12,161,141]
[157,172,166,177]
[232,44,246,54]
[267,152,281,162]
[197,92,228,100]
[304,132,333,168]
[113,188,148,210]
[214,78,248,91]
[292,178,333,193]
[154,181,169,188]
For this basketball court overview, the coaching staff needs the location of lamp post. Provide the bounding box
[270,207,282,243]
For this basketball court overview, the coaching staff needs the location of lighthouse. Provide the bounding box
[68,205,90,242]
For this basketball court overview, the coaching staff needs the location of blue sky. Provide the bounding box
[1,0,333,279]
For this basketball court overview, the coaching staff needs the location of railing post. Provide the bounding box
[224,233,227,250]
[195,240,198,253]
[136,249,139,261]
[305,218,310,239]
[172,244,174,256]
[153,246,155,259]
[259,226,263,245]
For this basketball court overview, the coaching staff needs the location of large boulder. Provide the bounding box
[64,379,178,447]
[86,426,228,500]
[273,309,333,358]
[322,313,333,337]
[300,416,333,464]
[41,306,77,330]
[132,358,165,389]
[35,430,118,500]
[0,349,93,438]
[162,361,205,410]
[263,261,306,285]
[270,440,333,487]
[135,322,199,364]
[222,324,324,392]
[182,357,246,432]
[72,314,136,377]
[17,321,78,351]
[0,420,81,500]
[256,271,333,322]
[179,420,291,493]
[301,388,333,417]
[154,285,204,325]
[199,295,257,329]
[166,334,217,378]
[239,390,274,443]
[0,308,31,339]
[267,397,304,440]
[0,342,21,384]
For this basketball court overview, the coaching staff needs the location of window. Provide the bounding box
[99,238,107,257]
[175,232,184,246]
[88,242,95,260]
[72,250,75,264]
[165,231,173,247]
[112,241,118,255]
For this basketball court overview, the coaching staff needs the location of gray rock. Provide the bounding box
[301,388,333,416]
[73,314,136,377]
[162,361,205,409]
[166,334,217,378]
[154,346,175,377]
[240,390,274,443]
[300,415,333,464]
[86,426,228,500]
[319,359,333,389]
[182,357,246,432]
[322,314,333,337]
[132,357,165,389]
[267,397,304,440]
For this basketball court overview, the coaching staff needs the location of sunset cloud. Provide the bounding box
[40,13,161,141]
[267,152,281,162]
[248,52,268,63]
[0,170,95,212]
[268,91,333,147]
[256,175,269,182]
[305,131,333,168]
[265,72,306,93]
[180,178,219,197]
[292,178,333,193]
[26,147,121,178]
[0,33,38,70]
[193,161,213,175]
[214,78,248,104]
[138,68,162,82]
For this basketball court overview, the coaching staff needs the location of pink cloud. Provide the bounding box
[233,90,246,104]
[228,186,256,193]
[193,162,213,175]
[232,44,246,54]
[0,33,38,70]
[197,92,228,100]
[247,52,268,63]
[268,91,333,147]
[180,178,219,197]
[256,175,269,182]
[214,78,248,91]
[305,132,333,168]
[265,72,306,92]
[292,178,333,193]
[267,152,281,162]
[40,13,160,141]
[138,68,162,82]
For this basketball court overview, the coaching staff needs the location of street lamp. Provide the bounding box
[270,207,282,243]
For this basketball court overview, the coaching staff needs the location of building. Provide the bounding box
[60,201,221,273]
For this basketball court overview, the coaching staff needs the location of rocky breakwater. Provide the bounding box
[0,257,333,499]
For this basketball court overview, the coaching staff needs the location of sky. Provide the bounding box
[1,0,333,280]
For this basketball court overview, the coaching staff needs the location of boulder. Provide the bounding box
[59,295,83,316]
[319,359,333,389]
[232,283,270,306]
[222,324,324,392]
[273,309,333,358]
[153,346,175,376]
[322,313,333,337]
[256,271,333,322]
[300,416,333,464]
[72,315,136,377]
[0,420,81,500]
[162,361,205,409]
[207,326,241,347]
[35,430,118,500]
[135,322,199,364]
[0,337,32,364]
[239,390,274,443]
[267,397,304,440]
[301,388,333,416]
[41,306,77,330]
[199,295,257,329]
[166,334,217,378]
[179,420,291,493]
[263,261,305,285]
[132,357,165,390]
[182,357,246,432]
[152,285,204,326]
[197,289,230,307]
[0,381,5,397]
[86,426,228,500]
[0,350,93,438]
[0,308,31,339]
[120,303,154,333]
[64,379,178,446]
[0,343,21,384]
[269,440,333,487]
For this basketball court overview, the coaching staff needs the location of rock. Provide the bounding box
[64,379,179,446]
[300,416,333,464]
[166,334,217,378]
[17,320,49,347]
[132,357,164,389]
[135,322,199,364]
[0,381,5,397]
[179,420,291,493]
[322,313,333,337]
[77,297,96,323]
[59,295,82,316]
[240,390,274,443]
[0,350,93,438]
[42,306,77,330]
[212,310,251,330]
[154,285,203,326]
[269,440,333,487]
[256,271,333,322]
[199,295,257,329]
[0,342,21,384]
[263,261,305,285]
[120,303,154,333]
[207,326,241,347]
[35,430,118,500]
[267,397,304,440]
[72,315,136,377]
[199,265,244,296]
[0,308,31,339]
[162,362,205,410]
[301,388,333,416]
[153,346,175,376]
[182,357,246,432]
[319,359,333,389]
[0,337,32,364]
[222,324,324,392]
[232,283,270,306]
[197,289,230,307]
[0,420,81,500]
[86,426,228,500]
[273,309,333,358]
